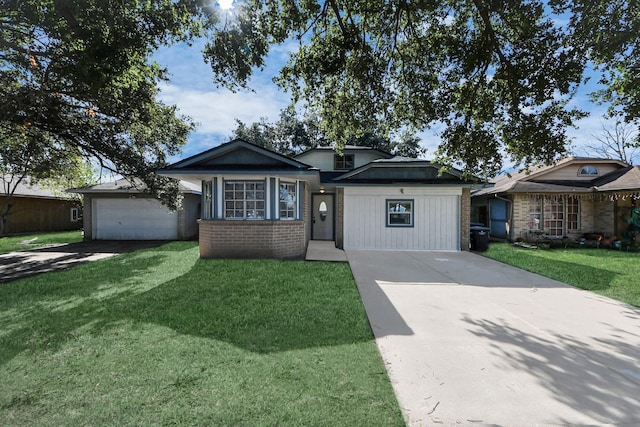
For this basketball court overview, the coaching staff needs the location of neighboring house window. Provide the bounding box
[529,197,580,236]
[544,200,564,237]
[334,154,354,170]
[566,198,579,231]
[279,181,297,220]
[578,165,599,176]
[224,180,265,219]
[70,207,79,222]
[387,199,413,227]
[528,199,542,230]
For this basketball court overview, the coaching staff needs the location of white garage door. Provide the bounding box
[343,187,461,251]
[93,198,178,240]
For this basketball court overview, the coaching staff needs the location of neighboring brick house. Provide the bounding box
[471,157,640,242]
[157,139,474,259]
[0,176,82,235]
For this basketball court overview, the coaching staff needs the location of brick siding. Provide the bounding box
[460,187,471,250]
[199,220,307,259]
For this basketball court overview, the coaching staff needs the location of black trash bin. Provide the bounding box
[470,226,490,252]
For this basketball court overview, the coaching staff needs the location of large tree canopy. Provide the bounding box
[0,0,214,208]
[206,0,639,177]
[232,107,426,157]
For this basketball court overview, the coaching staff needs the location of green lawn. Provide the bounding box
[484,243,640,307]
[0,230,83,254]
[0,242,403,426]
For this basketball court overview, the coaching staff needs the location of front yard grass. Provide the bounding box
[484,243,640,307]
[0,241,403,426]
[0,230,83,254]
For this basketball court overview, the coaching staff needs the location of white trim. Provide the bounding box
[266,177,272,220]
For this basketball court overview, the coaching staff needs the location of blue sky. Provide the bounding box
[153,36,613,166]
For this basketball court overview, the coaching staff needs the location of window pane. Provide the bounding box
[528,198,542,230]
[279,182,297,220]
[387,200,413,227]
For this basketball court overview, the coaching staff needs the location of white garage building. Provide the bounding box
[71,179,200,241]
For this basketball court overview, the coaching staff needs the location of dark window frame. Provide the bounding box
[386,199,414,228]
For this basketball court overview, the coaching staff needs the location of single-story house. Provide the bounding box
[70,179,200,240]
[157,139,474,259]
[1,176,82,235]
[471,157,640,243]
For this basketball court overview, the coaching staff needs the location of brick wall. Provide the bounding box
[593,197,615,233]
[335,188,344,249]
[460,187,471,250]
[199,220,307,259]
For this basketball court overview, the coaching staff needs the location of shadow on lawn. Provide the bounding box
[0,242,198,366]
[0,245,372,366]
[463,314,640,424]
[125,259,373,353]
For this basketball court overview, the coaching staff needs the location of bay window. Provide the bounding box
[224,180,265,219]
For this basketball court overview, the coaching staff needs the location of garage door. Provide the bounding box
[93,198,178,240]
[343,187,461,251]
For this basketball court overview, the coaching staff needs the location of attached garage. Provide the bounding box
[70,179,201,241]
[342,186,462,251]
[93,198,178,240]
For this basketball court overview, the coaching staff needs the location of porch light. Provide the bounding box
[320,187,326,194]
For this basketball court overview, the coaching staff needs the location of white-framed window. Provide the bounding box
[528,197,580,236]
[334,153,354,170]
[544,200,564,237]
[578,165,599,176]
[566,198,579,231]
[224,180,265,219]
[70,207,79,222]
[203,181,213,219]
[279,181,297,220]
[528,199,542,230]
[386,199,413,227]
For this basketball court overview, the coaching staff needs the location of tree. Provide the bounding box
[0,126,96,234]
[204,1,640,178]
[0,0,208,209]
[231,108,329,155]
[231,109,426,157]
[584,120,639,165]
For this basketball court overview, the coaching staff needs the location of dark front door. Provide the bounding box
[312,194,334,240]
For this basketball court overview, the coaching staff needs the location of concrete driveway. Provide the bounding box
[0,241,166,283]
[347,250,640,426]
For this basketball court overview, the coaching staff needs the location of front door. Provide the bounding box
[312,194,334,240]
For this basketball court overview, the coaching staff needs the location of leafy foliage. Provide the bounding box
[232,107,426,157]
[0,0,209,209]
[204,0,640,178]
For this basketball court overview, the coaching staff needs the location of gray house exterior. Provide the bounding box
[158,139,474,259]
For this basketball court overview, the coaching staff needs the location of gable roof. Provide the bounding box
[167,139,313,170]
[156,139,320,184]
[69,178,201,195]
[473,157,635,197]
[1,176,72,199]
[294,145,394,160]
[332,157,470,185]
[593,166,640,192]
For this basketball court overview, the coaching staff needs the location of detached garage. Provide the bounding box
[71,179,200,241]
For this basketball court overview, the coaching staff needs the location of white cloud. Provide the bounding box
[157,82,291,135]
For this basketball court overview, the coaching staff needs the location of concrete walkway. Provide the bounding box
[0,241,166,283]
[305,240,347,261]
[347,250,640,426]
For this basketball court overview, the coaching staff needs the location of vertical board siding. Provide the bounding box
[343,187,461,250]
